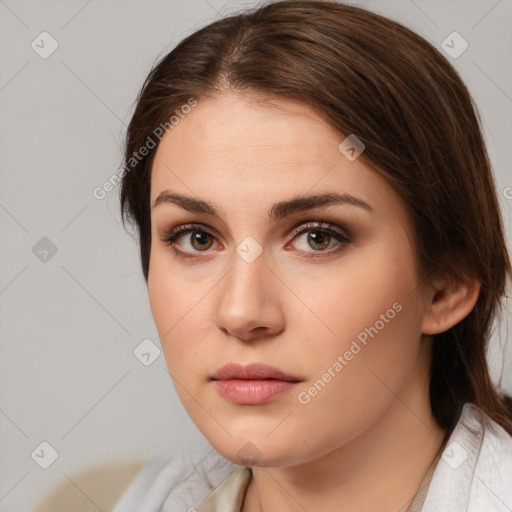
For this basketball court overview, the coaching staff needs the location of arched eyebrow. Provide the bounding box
[152,190,373,221]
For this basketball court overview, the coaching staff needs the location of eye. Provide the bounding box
[158,221,352,260]
[286,221,352,258]
[159,223,217,258]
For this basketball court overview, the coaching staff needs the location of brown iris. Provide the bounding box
[307,231,331,250]
[190,231,214,251]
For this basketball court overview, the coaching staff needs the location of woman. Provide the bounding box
[113,1,512,510]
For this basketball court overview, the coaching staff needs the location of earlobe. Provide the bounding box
[421,276,481,335]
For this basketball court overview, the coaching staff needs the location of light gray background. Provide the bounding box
[1,0,511,511]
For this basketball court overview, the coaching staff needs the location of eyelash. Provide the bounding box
[158,221,353,260]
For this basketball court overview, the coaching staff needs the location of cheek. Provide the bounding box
[289,254,425,454]
[147,252,206,373]
[297,235,425,393]
[305,234,421,341]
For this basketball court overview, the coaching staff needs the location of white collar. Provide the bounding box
[422,403,512,511]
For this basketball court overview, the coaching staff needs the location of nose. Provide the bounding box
[214,248,285,342]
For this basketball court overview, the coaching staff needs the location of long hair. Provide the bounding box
[119,0,512,437]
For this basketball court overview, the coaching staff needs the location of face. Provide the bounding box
[148,92,434,468]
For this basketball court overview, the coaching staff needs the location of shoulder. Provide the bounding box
[112,448,237,512]
[423,403,512,511]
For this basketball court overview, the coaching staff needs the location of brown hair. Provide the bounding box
[120,0,512,437]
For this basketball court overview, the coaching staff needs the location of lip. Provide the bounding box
[211,362,301,382]
[211,363,302,405]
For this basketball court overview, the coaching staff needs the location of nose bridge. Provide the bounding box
[214,240,284,338]
[223,241,269,310]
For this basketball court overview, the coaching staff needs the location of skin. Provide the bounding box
[147,92,480,512]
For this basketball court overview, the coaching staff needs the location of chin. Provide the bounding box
[209,436,302,468]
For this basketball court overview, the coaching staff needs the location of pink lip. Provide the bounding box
[211,363,301,405]
[211,362,301,381]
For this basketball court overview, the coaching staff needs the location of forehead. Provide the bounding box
[149,93,405,225]
[155,93,336,166]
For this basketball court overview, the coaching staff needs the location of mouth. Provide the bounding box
[211,362,302,405]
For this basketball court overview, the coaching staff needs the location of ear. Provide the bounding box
[422,275,481,335]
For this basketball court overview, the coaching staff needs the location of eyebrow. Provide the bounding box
[152,190,373,221]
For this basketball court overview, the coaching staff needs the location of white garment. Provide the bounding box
[112,403,512,512]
